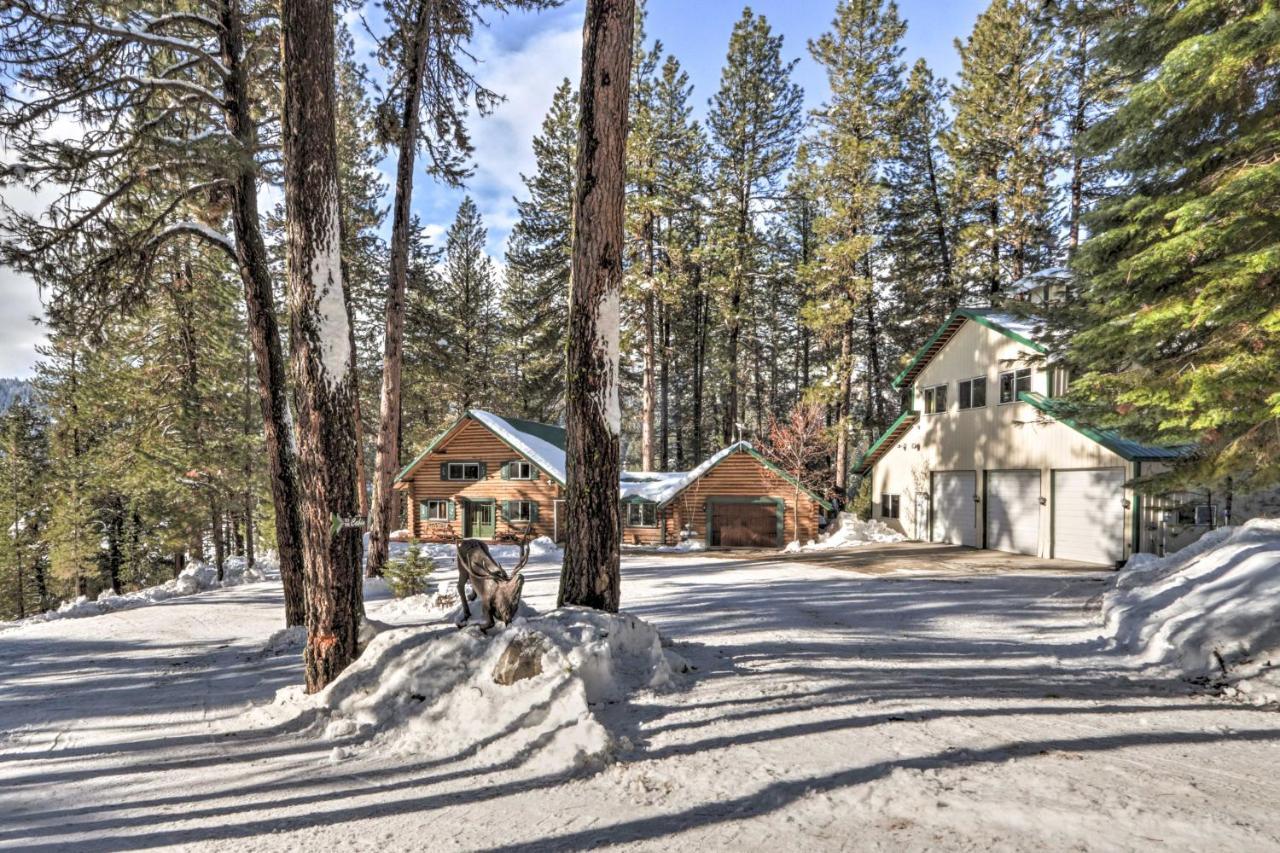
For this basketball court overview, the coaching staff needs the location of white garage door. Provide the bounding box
[932,471,978,547]
[986,470,1041,556]
[1053,468,1125,565]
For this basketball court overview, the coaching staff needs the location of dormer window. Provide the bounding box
[923,384,948,414]
[999,369,1032,404]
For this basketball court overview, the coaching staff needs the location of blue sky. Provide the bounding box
[0,0,989,378]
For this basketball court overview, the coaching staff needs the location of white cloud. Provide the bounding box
[464,21,582,257]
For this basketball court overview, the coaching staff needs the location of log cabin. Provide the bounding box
[393,410,832,549]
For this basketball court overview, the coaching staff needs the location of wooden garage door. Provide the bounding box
[709,501,779,548]
[1053,468,1125,565]
[931,471,978,547]
[985,470,1041,556]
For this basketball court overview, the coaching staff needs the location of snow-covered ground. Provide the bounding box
[3,544,1280,850]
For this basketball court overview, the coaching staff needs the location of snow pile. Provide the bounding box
[1102,518,1280,701]
[249,605,688,772]
[395,536,563,568]
[1,554,276,631]
[789,513,906,551]
[260,625,307,657]
[367,584,459,624]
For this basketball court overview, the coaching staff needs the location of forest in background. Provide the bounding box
[0,0,1274,620]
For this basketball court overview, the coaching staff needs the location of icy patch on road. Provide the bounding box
[1103,518,1280,702]
[787,513,906,551]
[246,606,689,773]
[1,554,275,632]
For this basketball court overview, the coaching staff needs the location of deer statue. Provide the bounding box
[455,525,533,632]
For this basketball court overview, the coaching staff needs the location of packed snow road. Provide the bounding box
[2,549,1279,851]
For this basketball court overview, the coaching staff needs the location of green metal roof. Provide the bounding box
[855,409,920,474]
[1018,392,1192,462]
[892,308,1048,390]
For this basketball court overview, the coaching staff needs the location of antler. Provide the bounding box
[510,522,534,576]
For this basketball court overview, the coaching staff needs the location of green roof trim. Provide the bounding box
[891,308,1048,390]
[855,409,920,474]
[1018,392,1191,462]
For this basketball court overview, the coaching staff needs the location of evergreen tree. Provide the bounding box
[705,8,804,444]
[1066,0,1280,488]
[945,0,1061,296]
[502,79,577,423]
[884,58,959,353]
[439,198,501,412]
[805,0,906,496]
[0,400,51,620]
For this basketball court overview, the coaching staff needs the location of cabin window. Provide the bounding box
[880,494,900,519]
[504,500,536,523]
[923,384,948,414]
[625,501,658,527]
[419,499,450,522]
[958,377,986,410]
[998,369,1032,404]
[444,461,482,481]
[505,460,535,480]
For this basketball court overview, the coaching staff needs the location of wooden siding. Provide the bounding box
[663,451,822,546]
[404,418,562,542]
[621,515,665,546]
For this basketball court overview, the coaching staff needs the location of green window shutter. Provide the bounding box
[440,462,449,480]
[447,500,456,521]
[417,500,427,521]
[530,502,539,522]
[502,500,512,519]
[479,461,487,479]
[501,462,510,480]
[531,466,539,481]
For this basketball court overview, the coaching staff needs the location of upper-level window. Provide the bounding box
[507,460,534,480]
[624,501,658,527]
[444,461,482,481]
[958,377,986,410]
[1051,366,1071,397]
[923,384,948,414]
[998,369,1032,404]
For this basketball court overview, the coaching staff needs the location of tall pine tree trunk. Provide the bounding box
[834,319,854,499]
[559,0,634,613]
[280,0,366,691]
[924,144,955,307]
[219,0,306,627]
[367,0,431,578]
[1067,26,1088,257]
[660,304,670,470]
[641,288,656,470]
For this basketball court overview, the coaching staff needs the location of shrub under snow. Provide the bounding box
[1103,518,1280,702]
[247,605,689,771]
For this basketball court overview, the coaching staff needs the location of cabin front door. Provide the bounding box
[465,499,496,540]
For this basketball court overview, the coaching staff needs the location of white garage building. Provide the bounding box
[858,297,1184,566]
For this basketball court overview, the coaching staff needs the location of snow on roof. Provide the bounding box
[1008,266,1072,294]
[974,309,1046,347]
[623,441,754,506]
[468,410,567,484]
[620,470,690,501]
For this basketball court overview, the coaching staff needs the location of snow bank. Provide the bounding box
[248,605,688,772]
[394,536,563,568]
[1102,518,1280,702]
[1,554,275,631]
[789,513,906,551]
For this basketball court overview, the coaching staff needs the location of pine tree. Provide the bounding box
[560,0,635,613]
[0,400,51,620]
[501,79,577,423]
[1067,0,1280,488]
[705,8,804,445]
[884,58,959,353]
[805,0,906,497]
[439,198,501,412]
[945,0,1061,296]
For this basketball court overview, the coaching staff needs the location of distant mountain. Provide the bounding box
[0,378,34,415]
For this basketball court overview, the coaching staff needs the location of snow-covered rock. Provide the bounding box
[1103,518,1280,701]
[790,513,906,551]
[246,605,688,772]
